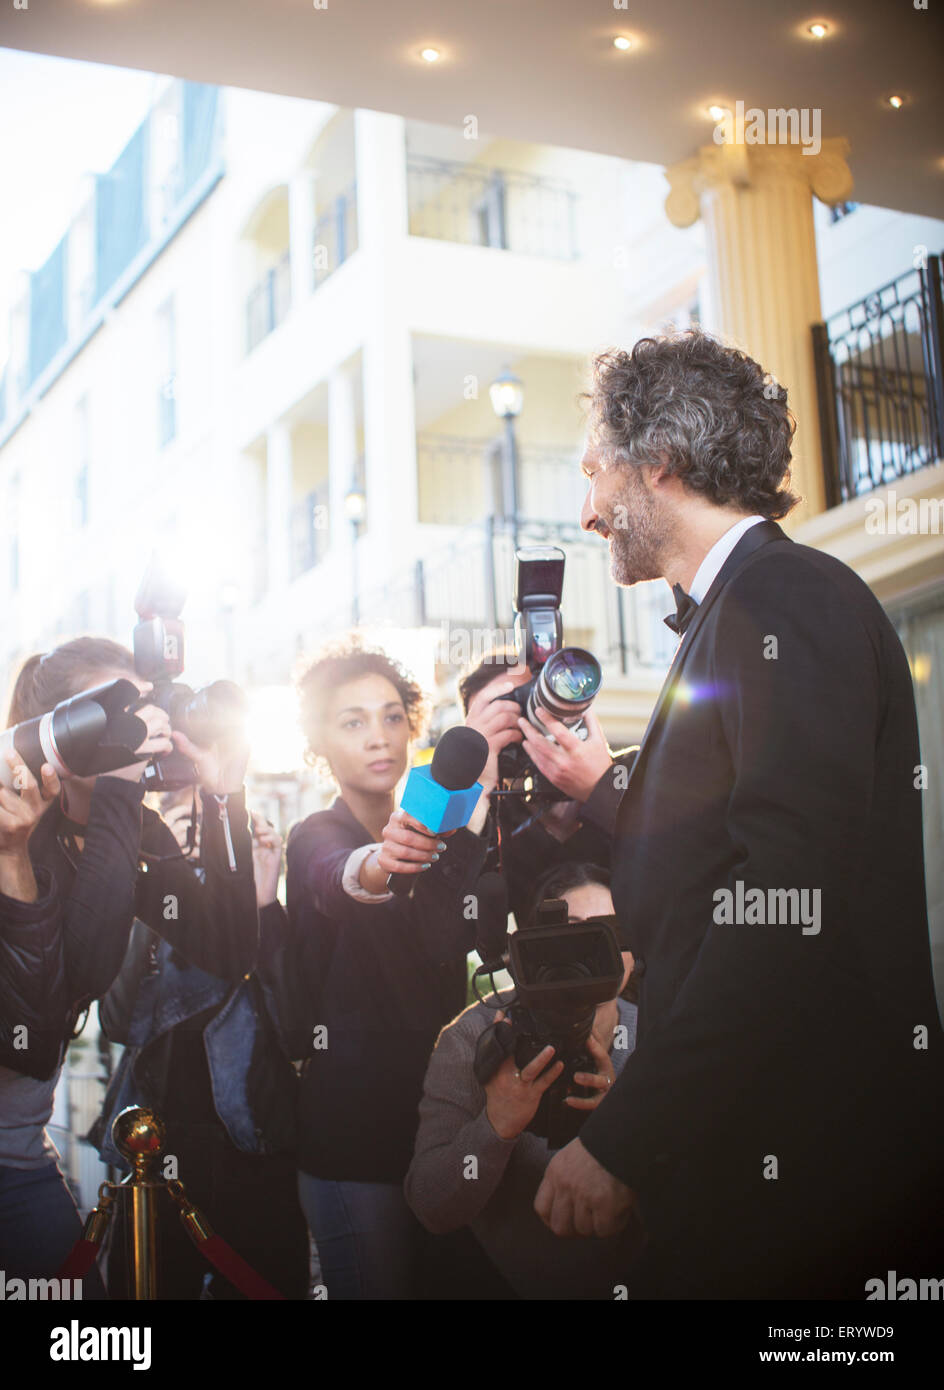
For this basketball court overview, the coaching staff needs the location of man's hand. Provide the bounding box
[516,707,612,803]
[464,665,530,793]
[534,1136,638,1237]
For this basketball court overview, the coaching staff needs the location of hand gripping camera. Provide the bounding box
[496,546,602,803]
[472,898,625,1150]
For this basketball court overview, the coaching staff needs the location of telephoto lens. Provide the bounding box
[527,647,602,731]
[0,680,147,788]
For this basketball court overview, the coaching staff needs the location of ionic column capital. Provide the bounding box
[664,137,853,227]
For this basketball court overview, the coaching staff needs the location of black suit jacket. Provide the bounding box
[578,520,944,1298]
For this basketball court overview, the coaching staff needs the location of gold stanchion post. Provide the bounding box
[112,1105,166,1301]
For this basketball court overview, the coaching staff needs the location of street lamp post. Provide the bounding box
[489,367,524,553]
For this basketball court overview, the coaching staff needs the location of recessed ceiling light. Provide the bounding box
[887,94,906,109]
[613,36,632,51]
[420,47,441,63]
[807,22,829,39]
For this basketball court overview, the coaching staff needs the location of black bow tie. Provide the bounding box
[664,583,698,636]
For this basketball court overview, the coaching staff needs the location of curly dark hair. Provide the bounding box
[584,331,799,520]
[296,634,430,772]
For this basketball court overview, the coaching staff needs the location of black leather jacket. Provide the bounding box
[0,866,68,1080]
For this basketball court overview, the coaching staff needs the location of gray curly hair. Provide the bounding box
[584,331,799,521]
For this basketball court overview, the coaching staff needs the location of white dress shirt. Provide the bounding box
[687,515,766,604]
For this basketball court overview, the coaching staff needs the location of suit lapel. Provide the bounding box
[624,520,788,785]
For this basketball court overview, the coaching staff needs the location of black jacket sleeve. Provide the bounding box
[0,865,68,1080]
[58,776,146,1012]
[287,813,488,967]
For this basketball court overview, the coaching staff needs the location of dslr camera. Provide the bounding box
[132,555,247,791]
[472,897,624,1149]
[496,546,602,802]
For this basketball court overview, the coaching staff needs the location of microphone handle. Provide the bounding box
[386,871,417,897]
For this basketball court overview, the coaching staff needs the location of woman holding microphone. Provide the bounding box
[272,636,522,1299]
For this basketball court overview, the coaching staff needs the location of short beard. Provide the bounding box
[605,464,670,586]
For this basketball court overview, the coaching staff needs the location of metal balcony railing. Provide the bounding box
[245,250,291,354]
[349,516,676,676]
[812,254,944,504]
[313,185,358,288]
[290,487,330,580]
[416,434,588,527]
[406,156,578,261]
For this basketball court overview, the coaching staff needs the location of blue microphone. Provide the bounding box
[386,725,489,897]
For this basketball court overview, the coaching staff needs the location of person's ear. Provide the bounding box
[643,456,672,490]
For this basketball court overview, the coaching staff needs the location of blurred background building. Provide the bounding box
[1,33,943,1211]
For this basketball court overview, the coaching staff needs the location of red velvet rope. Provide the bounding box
[187,1232,285,1300]
[55,1227,285,1299]
[56,1238,102,1280]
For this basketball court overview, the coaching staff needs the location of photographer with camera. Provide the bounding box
[0,636,258,1287]
[459,637,635,928]
[404,861,641,1299]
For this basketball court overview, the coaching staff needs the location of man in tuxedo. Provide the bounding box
[529,331,944,1299]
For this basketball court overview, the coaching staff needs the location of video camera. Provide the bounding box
[472,897,624,1149]
[132,555,247,791]
[496,546,602,803]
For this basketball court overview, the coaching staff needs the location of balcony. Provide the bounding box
[344,514,677,677]
[406,156,578,261]
[813,254,944,505]
[416,434,586,527]
[313,185,358,289]
[245,250,291,354]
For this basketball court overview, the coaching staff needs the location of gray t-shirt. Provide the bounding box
[0,1064,61,1168]
[404,994,641,1300]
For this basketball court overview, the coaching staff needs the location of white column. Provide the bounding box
[289,169,317,305]
[266,420,292,594]
[665,138,853,523]
[354,110,417,583]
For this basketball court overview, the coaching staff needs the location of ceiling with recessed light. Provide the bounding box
[0,0,941,217]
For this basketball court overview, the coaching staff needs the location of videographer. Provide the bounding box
[459,648,636,925]
[267,636,491,1300]
[0,637,258,1286]
[404,862,641,1299]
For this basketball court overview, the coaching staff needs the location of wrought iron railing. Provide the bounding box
[349,516,676,676]
[406,156,578,261]
[245,250,291,353]
[812,254,944,504]
[313,185,358,288]
[290,487,329,579]
[416,434,587,527]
